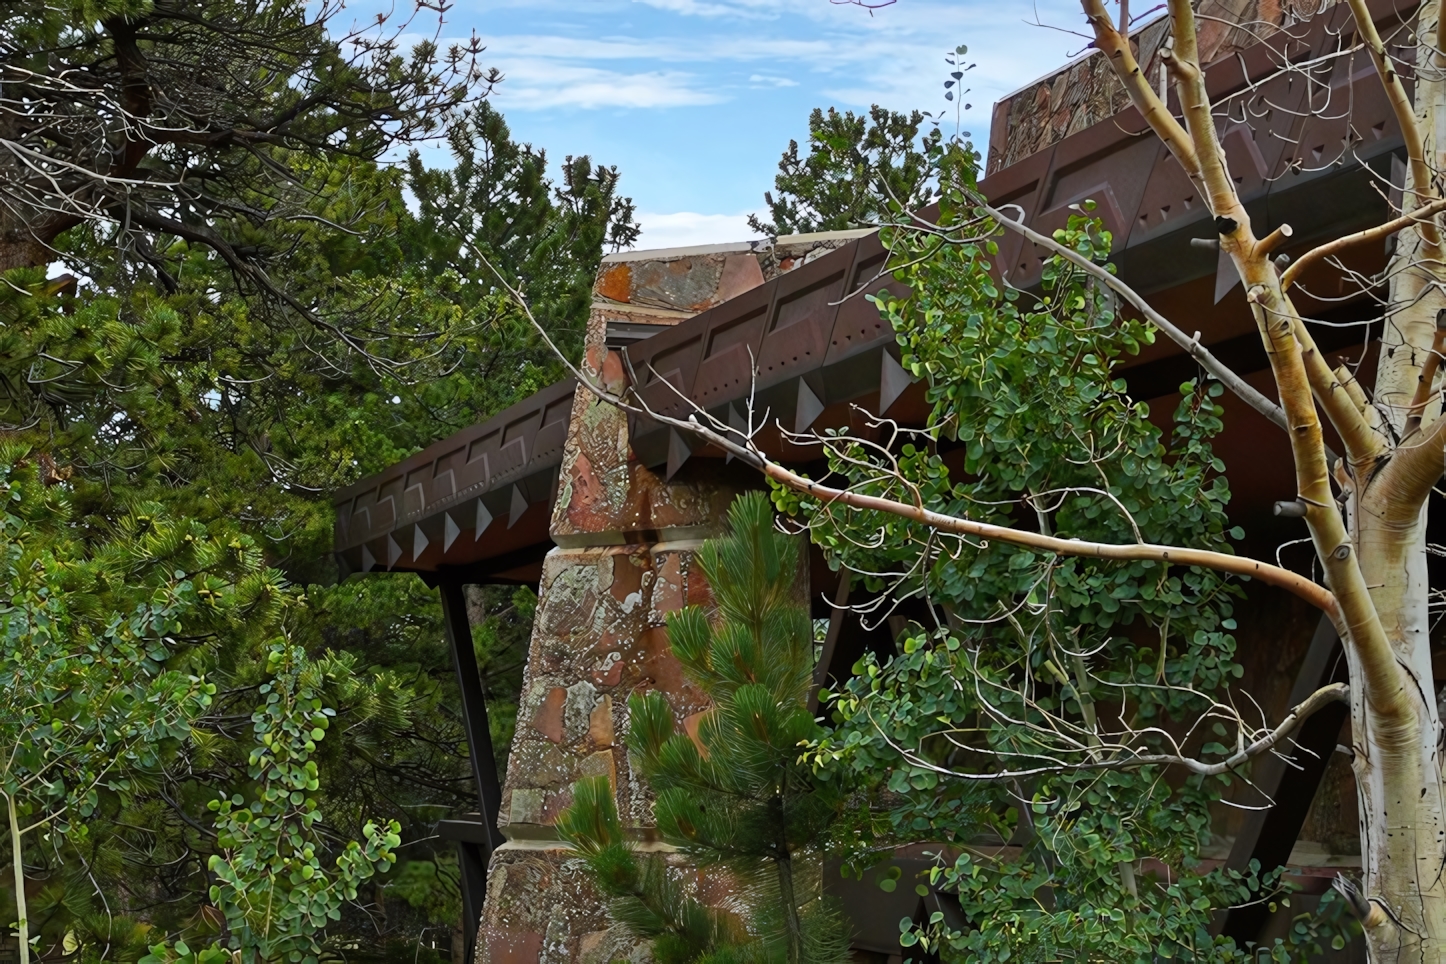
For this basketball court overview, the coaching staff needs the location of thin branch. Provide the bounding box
[1078,0,1203,184]
[1343,0,1441,249]
[1283,198,1446,290]
[877,682,1349,780]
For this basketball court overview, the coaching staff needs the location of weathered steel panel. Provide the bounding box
[331,378,577,576]
[753,243,853,391]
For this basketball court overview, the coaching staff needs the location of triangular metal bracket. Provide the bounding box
[880,350,918,414]
[412,524,429,562]
[666,428,692,481]
[444,512,462,552]
[1214,243,1240,304]
[726,403,748,464]
[795,377,825,435]
[360,544,376,573]
[508,485,528,528]
[386,534,402,569]
[474,499,494,540]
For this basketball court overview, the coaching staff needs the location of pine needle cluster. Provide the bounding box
[558,493,849,964]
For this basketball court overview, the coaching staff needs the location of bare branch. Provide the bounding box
[485,232,1343,636]
[1078,0,1203,185]
[1283,198,1446,291]
[875,681,1349,781]
[1343,0,1441,249]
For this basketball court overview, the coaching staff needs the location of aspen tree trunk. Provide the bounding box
[1345,4,1446,956]
[7,794,28,964]
[1074,0,1446,953]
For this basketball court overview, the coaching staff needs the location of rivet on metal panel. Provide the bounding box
[508,485,528,529]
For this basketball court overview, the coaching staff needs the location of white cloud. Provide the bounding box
[632,0,779,18]
[633,0,752,16]
[406,0,1094,220]
[470,32,839,65]
[455,0,1084,120]
[634,211,761,248]
[489,63,723,110]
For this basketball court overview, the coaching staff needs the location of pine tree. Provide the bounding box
[559,493,849,964]
[747,105,942,237]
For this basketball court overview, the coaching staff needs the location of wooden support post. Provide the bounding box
[438,581,507,958]
[1216,614,1350,944]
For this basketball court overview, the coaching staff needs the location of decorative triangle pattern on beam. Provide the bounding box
[508,485,528,529]
[1214,244,1239,304]
[475,500,493,540]
[795,378,825,434]
[386,534,402,569]
[444,512,461,552]
[727,403,748,465]
[666,428,692,481]
[412,524,429,562]
[880,350,917,414]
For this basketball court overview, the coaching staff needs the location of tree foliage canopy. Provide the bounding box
[782,150,1355,961]
[0,0,490,272]
[0,0,636,955]
[749,106,942,237]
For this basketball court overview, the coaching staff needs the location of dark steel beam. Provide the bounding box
[438,581,507,956]
[437,817,492,956]
[809,572,851,713]
[1217,614,1349,944]
[810,580,898,712]
[420,540,555,590]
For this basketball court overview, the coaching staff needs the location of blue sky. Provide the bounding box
[397,0,1088,247]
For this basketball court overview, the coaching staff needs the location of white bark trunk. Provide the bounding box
[7,794,28,964]
[1349,5,1446,953]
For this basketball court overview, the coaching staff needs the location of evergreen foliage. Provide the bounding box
[0,0,634,949]
[0,0,489,273]
[0,440,269,963]
[559,493,849,964]
[408,101,640,338]
[748,106,942,237]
